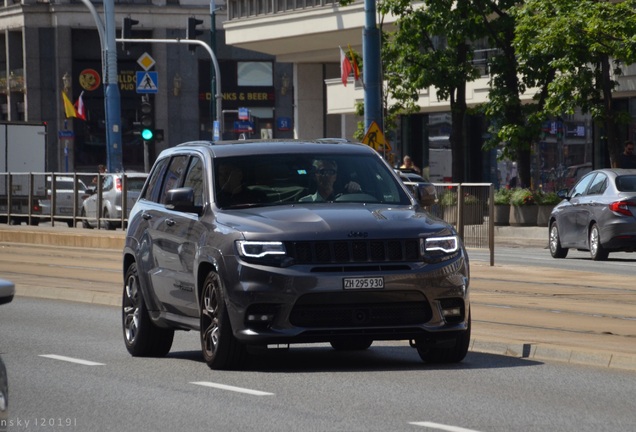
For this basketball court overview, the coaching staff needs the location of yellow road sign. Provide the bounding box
[361,121,392,152]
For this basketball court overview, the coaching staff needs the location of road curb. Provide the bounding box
[470,338,636,372]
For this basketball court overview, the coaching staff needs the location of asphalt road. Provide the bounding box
[0,240,634,373]
[1,297,635,432]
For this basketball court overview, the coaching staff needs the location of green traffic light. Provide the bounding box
[141,128,154,140]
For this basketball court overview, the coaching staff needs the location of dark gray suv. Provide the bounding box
[122,140,470,369]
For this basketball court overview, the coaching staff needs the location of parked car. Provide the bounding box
[40,175,90,226]
[564,162,593,189]
[122,139,470,370]
[81,173,148,229]
[396,169,438,206]
[0,278,15,426]
[549,168,636,260]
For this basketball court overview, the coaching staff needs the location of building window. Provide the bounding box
[237,62,273,87]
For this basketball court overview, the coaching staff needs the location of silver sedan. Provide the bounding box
[549,168,636,260]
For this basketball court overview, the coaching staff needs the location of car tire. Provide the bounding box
[329,338,373,351]
[102,209,114,230]
[416,313,471,364]
[81,208,93,229]
[122,263,174,357]
[200,272,246,370]
[589,223,609,261]
[549,222,568,259]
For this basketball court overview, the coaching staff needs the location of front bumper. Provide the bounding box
[221,252,470,345]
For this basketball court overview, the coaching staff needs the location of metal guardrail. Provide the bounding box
[431,183,495,266]
[0,172,132,230]
[0,173,495,263]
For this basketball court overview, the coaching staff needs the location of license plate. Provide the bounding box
[343,277,384,290]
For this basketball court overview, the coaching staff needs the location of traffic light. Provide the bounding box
[121,17,139,51]
[187,17,204,51]
[122,17,139,39]
[140,96,154,141]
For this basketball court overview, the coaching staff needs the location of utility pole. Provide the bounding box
[210,0,218,139]
[363,0,382,133]
[79,0,123,173]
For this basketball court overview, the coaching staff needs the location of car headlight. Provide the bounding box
[422,235,460,262]
[236,241,290,266]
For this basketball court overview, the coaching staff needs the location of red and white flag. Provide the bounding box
[340,46,353,87]
[74,91,87,121]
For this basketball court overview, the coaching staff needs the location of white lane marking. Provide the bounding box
[410,422,482,432]
[190,381,274,396]
[39,354,105,366]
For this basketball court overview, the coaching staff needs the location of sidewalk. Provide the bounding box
[1,224,634,372]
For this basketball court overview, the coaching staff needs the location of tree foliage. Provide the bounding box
[339,0,636,180]
[512,0,636,166]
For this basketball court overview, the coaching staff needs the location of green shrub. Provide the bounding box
[439,190,479,206]
[534,190,561,205]
[510,188,535,206]
[494,188,512,205]
[439,190,458,206]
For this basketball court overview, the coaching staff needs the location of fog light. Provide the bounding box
[441,307,462,317]
[439,298,464,324]
[247,314,274,323]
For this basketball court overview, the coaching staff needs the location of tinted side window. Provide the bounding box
[160,155,190,204]
[103,175,114,191]
[183,157,205,207]
[587,173,607,196]
[142,158,169,203]
[571,173,595,198]
[616,175,636,192]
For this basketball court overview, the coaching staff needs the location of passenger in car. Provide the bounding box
[216,162,264,207]
[299,159,361,202]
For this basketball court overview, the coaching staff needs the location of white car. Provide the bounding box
[40,176,90,226]
[81,173,148,229]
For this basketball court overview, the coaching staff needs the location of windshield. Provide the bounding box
[214,153,412,209]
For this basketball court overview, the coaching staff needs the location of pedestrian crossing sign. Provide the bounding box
[136,71,158,94]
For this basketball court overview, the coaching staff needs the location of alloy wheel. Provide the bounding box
[123,272,140,344]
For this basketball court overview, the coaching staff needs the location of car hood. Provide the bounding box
[215,203,452,240]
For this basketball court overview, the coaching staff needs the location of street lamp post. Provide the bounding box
[363,0,382,133]
[79,0,123,173]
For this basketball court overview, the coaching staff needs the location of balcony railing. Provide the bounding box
[227,0,339,20]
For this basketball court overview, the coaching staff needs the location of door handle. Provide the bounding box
[142,213,152,220]
[165,219,175,226]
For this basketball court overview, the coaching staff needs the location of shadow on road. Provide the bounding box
[165,345,543,372]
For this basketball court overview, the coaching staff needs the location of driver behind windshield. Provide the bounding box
[299,159,361,202]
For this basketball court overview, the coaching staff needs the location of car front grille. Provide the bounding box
[286,239,420,264]
[289,291,432,328]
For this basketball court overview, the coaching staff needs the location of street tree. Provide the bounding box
[512,0,636,168]
[378,0,484,182]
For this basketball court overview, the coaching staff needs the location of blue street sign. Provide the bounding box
[136,71,159,94]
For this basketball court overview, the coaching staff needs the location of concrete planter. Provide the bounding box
[536,205,555,227]
[509,205,538,227]
[494,204,510,226]
[442,204,484,226]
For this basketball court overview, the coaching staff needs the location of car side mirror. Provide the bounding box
[414,183,438,207]
[165,187,202,215]
[557,189,570,200]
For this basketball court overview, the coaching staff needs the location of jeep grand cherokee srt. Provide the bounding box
[122,140,470,370]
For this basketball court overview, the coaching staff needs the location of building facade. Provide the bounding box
[0,0,294,172]
[223,0,636,188]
